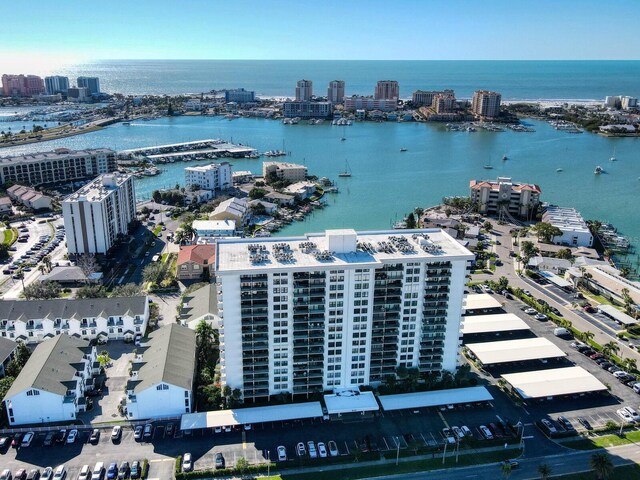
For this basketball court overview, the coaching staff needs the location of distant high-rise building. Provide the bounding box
[295,79,313,101]
[412,89,455,107]
[45,76,70,95]
[471,90,502,119]
[184,162,232,193]
[327,80,345,103]
[63,173,136,255]
[77,76,100,95]
[432,93,457,114]
[375,80,399,100]
[67,87,90,102]
[224,88,256,103]
[1,74,45,97]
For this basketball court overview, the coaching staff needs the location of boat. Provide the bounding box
[122,121,131,126]
[400,148,407,152]
[610,147,616,161]
[341,126,346,141]
[502,153,508,161]
[338,159,352,177]
[594,166,604,175]
[483,165,494,169]
[556,168,563,172]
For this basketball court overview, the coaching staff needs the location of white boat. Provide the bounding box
[556,168,563,172]
[483,165,494,169]
[338,159,352,177]
[502,153,508,161]
[610,147,616,161]
[594,166,604,175]
[400,147,407,152]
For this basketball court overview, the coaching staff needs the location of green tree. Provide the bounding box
[537,463,552,480]
[497,276,509,291]
[111,283,143,297]
[76,284,107,299]
[5,342,31,378]
[623,358,637,373]
[195,320,217,375]
[0,376,15,419]
[483,220,493,232]
[248,187,267,200]
[590,453,613,480]
[582,330,595,344]
[23,280,62,300]
[603,341,619,358]
[531,222,563,243]
[556,248,572,260]
[0,243,9,260]
[405,212,416,229]
[142,262,165,284]
[520,241,539,260]
[235,457,249,473]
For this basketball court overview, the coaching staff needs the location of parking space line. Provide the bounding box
[420,432,428,446]
[382,437,390,450]
[343,441,350,454]
[438,411,450,428]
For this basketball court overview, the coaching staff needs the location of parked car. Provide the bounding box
[52,465,65,480]
[608,366,622,373]
[40,468,53,480]
[534,313,548,321]
[540,419,557,435]
[600,361,614,370]
[317,442,328,458]
[488,423,503,438]
[166,423,175,436]
[21,432,35,447]
[442,428,456,444]
[129,462,140,480]
[451,426,464,439]
[182,453,192,472]
[106,464,117,480]
[296,442,306,457]
[66,429,78,444]
[277,445,287,461]
[617,408,634,423]
[524,308,537,315]
[55,429,67,444]
[14,470,26,480]
[623,406,640,422]
[501,459,519,469]
[307,441,317,458]
[143,424,153,438]
[26,470,40,480]
[215,453,225,469]
[111,426,122,442]
[133,425,143,440]
[213,426,222,434]
[557,416,575,432]
[43,432,55,447]
[117,462,129,480]
[91,462,105,480]
[460,425,472,438]
[479,425,493,440]
[89,429,100,444]
[77,466,90,480]
[0,470,11,480]
[328,440,339,457]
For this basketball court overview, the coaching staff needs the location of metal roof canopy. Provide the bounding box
[463,293,503,311]
[462,313,531,334]
[466,338,566,365]
[378,386,493,411]
[324,390,379,414]
[502,366,608,399]
[598,304,638,326]
[180,402,323,430]
[539,270,573,288]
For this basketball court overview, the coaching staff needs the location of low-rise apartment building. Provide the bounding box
[283,101,333,119]
[542,205,593,247]
[209,197,249,225]
[0,296,149,343]
[184,162,232,193]
[6,185,53,210]
[469,177,541,220]
[262,162,308,182]
[343,96,398,112]
[177,244,216,280]
[3,334,97,425]
[126,324,196,420]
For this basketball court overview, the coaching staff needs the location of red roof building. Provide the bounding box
[177,245,216,280]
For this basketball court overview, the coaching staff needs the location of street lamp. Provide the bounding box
[395,436,400,466]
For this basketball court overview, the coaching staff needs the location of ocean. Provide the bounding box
[49,60,640,99]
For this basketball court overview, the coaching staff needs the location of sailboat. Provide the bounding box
[610,147,616,161]
[594,166,604,175]
[338,159,352,177]
[502,152,508,161]
[340,126,346,141]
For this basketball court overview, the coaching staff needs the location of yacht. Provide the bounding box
[610,148,617,161]
[594,166,604,175]
[556,168,563,172]
[483,165,494,170]
[400,147,407,152]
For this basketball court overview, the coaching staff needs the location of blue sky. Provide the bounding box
[2,0,639,66]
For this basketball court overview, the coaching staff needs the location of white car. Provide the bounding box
[307,441,317,458]
[524,308,537,315]
[66,429,78,444]
[624,407,640,422]
[317,442,328,458]
[53,465,66,480]
[243,424,252,431]
[91,462,104,480]
[296,442,306,457]
[613,371,629,379]
[41,467,54,480]
[541,419,557,434]
[461,425,472,437]
[617,408,634,422]
[442,428,456,444]
[214,426,222,433]
[77,465,90,480]
[277,445,287,461]
[328,440,339,456]
[451,426,464,439]
[479,425,493,440]
[21,431,35,447]
[182,453,193,472]
[0,470,11,480]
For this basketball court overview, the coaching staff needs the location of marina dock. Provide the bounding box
[118,139,258,163]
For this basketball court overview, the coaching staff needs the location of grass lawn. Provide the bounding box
[277,449,522,480]
[552,463,640,479]
[565,430,640,450]
[152,225,162,236]
[2,228,17,246]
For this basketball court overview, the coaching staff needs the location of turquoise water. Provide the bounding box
[49,60,640,99]
[0,116,639,254]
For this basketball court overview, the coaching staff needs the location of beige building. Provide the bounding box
[209,197,249,225]
[375,80,399,100]
[177,245,216,280]
[469,177,541,220]
[327,80,345,103]
[433,93,456,113]
[471,90,502,119]
[295,79,313,101]
[6,185,53,210]
[262,162,308,182]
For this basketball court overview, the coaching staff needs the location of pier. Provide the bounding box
[118,139,258,163]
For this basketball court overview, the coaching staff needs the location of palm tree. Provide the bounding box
[623,358,637,373]
[537,463,552,480]
[582,330,595,344]
[42,255,52,273]
[603,341,620,359]
[590,452,613,480]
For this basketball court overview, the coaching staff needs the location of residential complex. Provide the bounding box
[262,161,308,182]
[283,101,332,119]
[67,86,90,102]
[604,95,638,110]
[192,219,236,239]
[6,184,53,210]
[469,177,541,219]
[126,324,196,420]
[327,80,345,104]
[44,75,70,95]
[295,79,313,101]
[77,76,101,95]
[412,89,455,107]
[215,228,473,402]
[375,80,399,100]
[177,244,217,280]
[209,197,249,225]
[63,173,137,255]
[432,93,457,113]
[542,205,593,247]
[0,148,117,186]
[471,90,502,119]
[343,96,398,112]
[224,88,255,103]
[0,296,149,343]
[1,74,45,97]
[184,162,232,193]
[3,334,98,425]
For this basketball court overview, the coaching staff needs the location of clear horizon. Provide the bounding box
[3,0,640,74]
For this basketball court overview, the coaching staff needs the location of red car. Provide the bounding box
[590,353,604,360]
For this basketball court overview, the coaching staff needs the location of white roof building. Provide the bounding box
[542,205,593,247]
[461,313,530,335]
[192,219,236,238]
[462,293,503,314]
[502,366,608,399]
[466,338,566,365]
[378,386,493,411]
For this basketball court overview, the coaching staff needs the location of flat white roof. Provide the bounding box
[378,386,493,411]
[193,219,236,231]
[539,271,573,288]
[462,313,531,335]
[216,229,474,273]
[466,338,566,365]
[180,402,323,430]
[463,293,502,311]
[598,304,638,326]
[502,366,608,399]
[324,390,379,414]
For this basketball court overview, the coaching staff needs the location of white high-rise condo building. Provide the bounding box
[295,79,313,101]
[44,76,70,95]
[471,90,502,119]
[327,80,345,103]
[77,76,100,95]
[216,229,474,402]
[184,162,232,193]
[375,80,399,100]
[63,173,136,255]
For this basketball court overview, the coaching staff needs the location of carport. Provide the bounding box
[463,293,503,315]
[462,313,531,335]
[501,366,608,399]
[323,390,379,415]
[179,401,324,430]
[597,304,638,326]
[466,338,566,366]
[539,270,573,289]
[378,386,493,411]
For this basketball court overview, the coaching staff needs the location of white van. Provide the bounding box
[553,327,569,337]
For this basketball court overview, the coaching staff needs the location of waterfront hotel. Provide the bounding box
[215,229,474,402]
